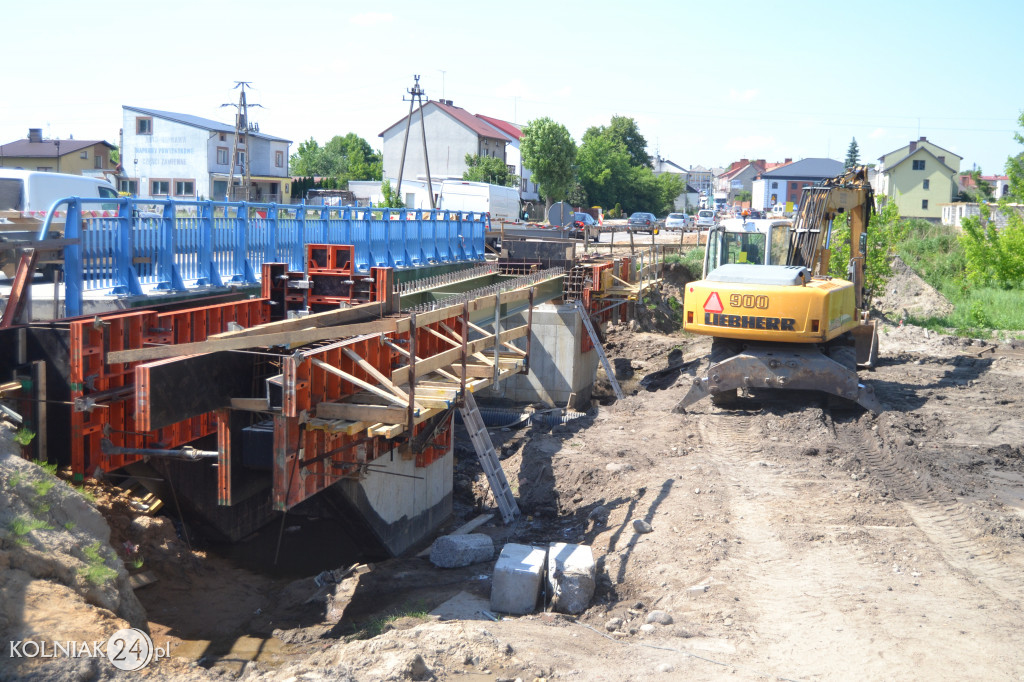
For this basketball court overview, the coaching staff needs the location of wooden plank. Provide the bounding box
[392,345,463,386]
[311,358,414,410]
[109,318,397,364]
[315,402,409,423]
[341,347,410,402]
[210,300,384,339]
[230,397,270,411]
[425,325,460,347]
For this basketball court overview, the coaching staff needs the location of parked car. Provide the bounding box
[696,209,716,228]
[571,212,600,241]
[627,211,659,234]
[665,213,687,231]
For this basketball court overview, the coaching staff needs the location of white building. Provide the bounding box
[121,106,292,202]
[379,100,537,206]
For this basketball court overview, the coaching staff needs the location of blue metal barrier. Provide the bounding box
[40,197,487,317]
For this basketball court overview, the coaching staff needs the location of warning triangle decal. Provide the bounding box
[703,292,724,313]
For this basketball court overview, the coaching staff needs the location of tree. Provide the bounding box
[1007,111,1024,204]
[378,178,404,208]
[520,117,577,207]
[289,133,383,184]
[587,116,651,168]
[462,154,519,187]
[828,200,908,302]
[844,138,860,170]
[957,111,1024,289]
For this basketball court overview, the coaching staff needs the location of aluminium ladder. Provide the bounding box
[459,390,519,525]
[573,298,624,400]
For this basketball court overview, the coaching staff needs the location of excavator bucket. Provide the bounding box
[673,344,882,414]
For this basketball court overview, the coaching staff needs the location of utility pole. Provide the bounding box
[396,75,434,209]
[221,82,263,201]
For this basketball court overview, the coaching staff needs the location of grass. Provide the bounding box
[74,485,97,504]
[350,600,431,640]
[78,542,118,586]
[14,429,35,446]
[894,219,1024,334]
[8,515,54,547]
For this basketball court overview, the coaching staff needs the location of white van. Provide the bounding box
[437,180,521,225]
[0,169,119,216]
[696,209,716,227]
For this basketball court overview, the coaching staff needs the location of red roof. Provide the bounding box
[379,100,507,141]
[475,114,522,141]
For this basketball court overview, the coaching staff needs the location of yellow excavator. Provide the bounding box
[675,166,881,413]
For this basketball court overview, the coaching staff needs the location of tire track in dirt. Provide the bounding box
[695,414,895,676]
[836,417,1024,604]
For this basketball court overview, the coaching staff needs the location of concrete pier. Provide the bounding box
[481,303,598,410]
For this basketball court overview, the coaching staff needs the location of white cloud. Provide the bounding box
[350,12,393,26]
[869,128,886,139]
[728,88,758,103]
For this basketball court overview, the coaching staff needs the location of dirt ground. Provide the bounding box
[7,262,1024,681]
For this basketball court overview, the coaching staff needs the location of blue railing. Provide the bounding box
[41,197,487,317]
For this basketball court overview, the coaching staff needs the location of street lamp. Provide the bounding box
[54,139,61,173]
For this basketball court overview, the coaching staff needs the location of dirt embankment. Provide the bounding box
[0,425,147,681]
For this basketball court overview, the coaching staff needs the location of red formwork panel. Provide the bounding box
[69,298,271,480]
[258,310,461,510]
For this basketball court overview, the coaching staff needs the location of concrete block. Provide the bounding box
[429,533,494,568]
[547,543,596,614]
[490,543,547,614]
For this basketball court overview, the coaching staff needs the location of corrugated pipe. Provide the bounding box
[467,407,590,429]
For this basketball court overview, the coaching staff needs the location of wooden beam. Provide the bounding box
[341,347,410,403]
[211,300,384,339]
[311,358,419,411]
[424,325,460,347]
[315,402,409,424]
[468,320,528,356]
[108,318,397,364]
[230,397,270,411]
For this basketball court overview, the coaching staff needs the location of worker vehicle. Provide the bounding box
[675,166,881,413]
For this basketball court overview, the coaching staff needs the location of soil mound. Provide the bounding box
[0,424,147,679]
[875,255,954,319]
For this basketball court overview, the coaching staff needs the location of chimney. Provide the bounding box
[909,140,917,152]
[938,156,945,164]
[28,128,42,143]
[784,158,792,163]
[919,136,927,141]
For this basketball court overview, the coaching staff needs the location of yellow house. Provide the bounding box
[876,136,961,220]
[0,128,115,176]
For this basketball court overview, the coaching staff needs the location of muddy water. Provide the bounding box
[204,513,385,579]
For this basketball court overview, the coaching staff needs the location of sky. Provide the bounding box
[3,0,1022,176]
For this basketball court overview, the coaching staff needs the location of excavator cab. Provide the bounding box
[677,167,881,414]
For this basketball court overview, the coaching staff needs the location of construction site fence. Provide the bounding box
[40,197,486,317]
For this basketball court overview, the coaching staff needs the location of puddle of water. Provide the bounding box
[172,635,297,673]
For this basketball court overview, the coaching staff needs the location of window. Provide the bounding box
[151,179,170,196]
[912,160,925,170]
[921,199,929,209]
[217,147,229,165]
[80,151,88,159]
[236,151,246,166]
[923,179,930,190]
[120,179,138,195]
[36,166,52,172]
[136,117,152,135]
[174,180,195,196]
[219,133,226,141]
[237,134,246,146]
[94,155,104,169]
[275,151,284,168]
[771,182,778,189]
[790,182,797,189]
